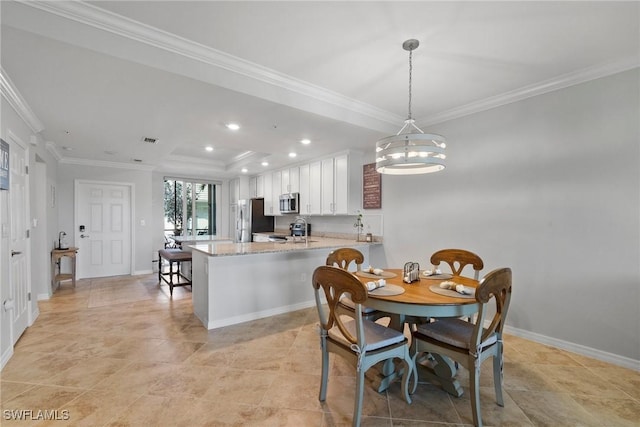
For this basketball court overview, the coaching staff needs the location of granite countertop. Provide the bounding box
[173,235,233,243]
[189,236,380,257]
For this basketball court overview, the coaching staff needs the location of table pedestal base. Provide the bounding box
[375,314,464,397]
[416,354,464,397]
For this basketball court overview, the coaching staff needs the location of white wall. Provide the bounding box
[378,69,639,362]
[57,164,153,275]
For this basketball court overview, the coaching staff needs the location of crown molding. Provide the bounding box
[45,141,62,161]
[419,56,640,127]
[60,156,156,171]
[0,67,44,134]
[19,0,401,131]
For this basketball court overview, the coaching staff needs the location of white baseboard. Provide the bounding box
[504,324,640,371]
[37,293,50,301]
[133,269,153,275]
[30,307,40,326]
[205,300,316,330]
[1,345,14,370]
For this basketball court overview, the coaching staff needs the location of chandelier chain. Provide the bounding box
[408,48,413,120]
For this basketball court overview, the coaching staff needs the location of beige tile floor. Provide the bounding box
[1,274,639,426]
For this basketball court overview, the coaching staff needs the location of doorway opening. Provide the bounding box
[163,178,220,240]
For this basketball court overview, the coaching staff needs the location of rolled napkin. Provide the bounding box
[424,268,442,276]
[440,281,473,295]
[366,266,385,275]
[366,279,386,291]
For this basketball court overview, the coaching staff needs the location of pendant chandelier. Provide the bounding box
[376,39,446,175]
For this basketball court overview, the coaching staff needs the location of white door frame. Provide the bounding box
[74,179,135,278]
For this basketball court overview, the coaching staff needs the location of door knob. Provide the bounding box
[11,251,22,256]
[80,234,90,238]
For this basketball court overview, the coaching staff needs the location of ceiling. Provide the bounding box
[1,1,638,178]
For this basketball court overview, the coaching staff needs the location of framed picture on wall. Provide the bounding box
[362,163,381,209]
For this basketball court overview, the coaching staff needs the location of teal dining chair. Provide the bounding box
[430,248,484,280]
[410,267,512,427]
[326,248,390,322]
[312,265,413,427]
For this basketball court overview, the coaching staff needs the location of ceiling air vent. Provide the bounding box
[141,137,159,144]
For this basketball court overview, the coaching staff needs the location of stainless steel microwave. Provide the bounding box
[279,193,299,214]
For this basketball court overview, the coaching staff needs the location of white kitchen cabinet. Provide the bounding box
[299,164,310,215]
[334,154,349,214]
[299,161,321,215]
[263,173,274,215]
[272,170,282,215]
[309,161,322,215]
[280,169,289,194]
[288,166,300,193]
[256,175,265,198]
[320,152,361,215]
[321,158,335,215]
[229,178,240,205]
[280,166,300,194]
[249,176,257,198]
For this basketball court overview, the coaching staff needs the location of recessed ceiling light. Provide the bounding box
[226,123,240,131]
[241,168,248,173]
[288,152,297,158]
[261,161,269,167]
[300,139,311,145]
[205,146,214,152]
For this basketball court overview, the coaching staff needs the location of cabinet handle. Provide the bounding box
[11,251,22,257]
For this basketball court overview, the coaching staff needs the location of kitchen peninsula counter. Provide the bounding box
[189,236,377,257]
[190,237,381,330]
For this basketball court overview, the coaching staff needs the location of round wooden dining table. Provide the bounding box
[355,269,480,397]
[356,269,480,320]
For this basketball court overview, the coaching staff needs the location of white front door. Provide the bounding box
[75,181,132,278]
[8,135,30,345]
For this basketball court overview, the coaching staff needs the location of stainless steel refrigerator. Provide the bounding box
[235,198,274,242]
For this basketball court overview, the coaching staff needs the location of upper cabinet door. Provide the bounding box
[281,169,290,194]
[321,158,335,215]
[299,164,310,215]
[256,175,265,198]
[249,176,257,198]
[289,166,300,193]
[263,173,273,215]
[272,171,282,215]
[308,161,322,215]
[333,154,349,215]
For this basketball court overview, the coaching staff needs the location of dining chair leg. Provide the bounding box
[409,343,419,394]
[401,351,413,404]
[493,345,505,406]
[471,363,482,427]
[319,340,329,401]
[353,369,366,427]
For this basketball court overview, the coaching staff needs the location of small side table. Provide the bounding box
[51,247,78,289]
